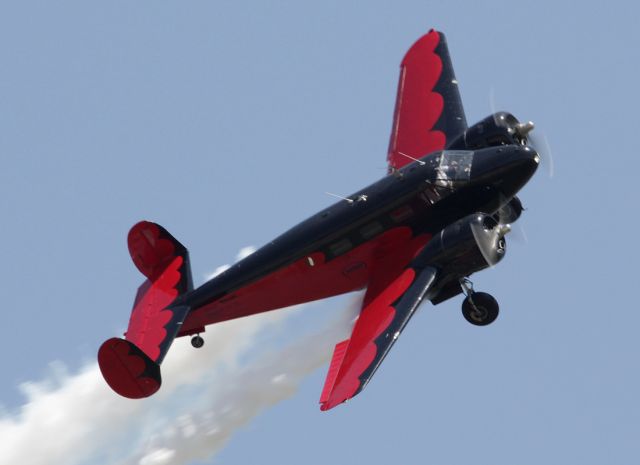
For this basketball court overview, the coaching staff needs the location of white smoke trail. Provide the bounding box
[0,247,360,465]
[119,298,359,465]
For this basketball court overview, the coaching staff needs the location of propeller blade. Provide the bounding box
[494,194,527,245]
[489,87,497,124]
[511,222,529,244]
[528,131,554,178]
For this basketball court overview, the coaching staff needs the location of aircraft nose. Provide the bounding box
[471,145,539,194]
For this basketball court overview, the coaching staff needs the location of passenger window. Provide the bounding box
[390,205,413,223]
[360,221,383,239]
[329,238,352,256]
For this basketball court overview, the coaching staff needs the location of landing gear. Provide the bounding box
[459,278,499,326]
[191,335,204,348]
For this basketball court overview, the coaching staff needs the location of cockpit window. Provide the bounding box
[435,150,473,188]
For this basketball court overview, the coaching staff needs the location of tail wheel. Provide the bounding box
[191,335,205,348]
[462,292,499,326]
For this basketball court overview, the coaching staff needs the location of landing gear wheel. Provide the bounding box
[462,292,499,326]
[191,335,205,348]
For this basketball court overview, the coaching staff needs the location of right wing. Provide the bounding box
[387,30,467,172]
[320,264,438,411]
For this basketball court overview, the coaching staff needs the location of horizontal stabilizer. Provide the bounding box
[125,222,193,363]
[99,221,193,399]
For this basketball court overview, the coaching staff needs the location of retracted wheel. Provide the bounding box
[462,292,499,326]
[191,335,205,348]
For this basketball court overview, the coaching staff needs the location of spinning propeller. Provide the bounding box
[470,89,552,264]
[513,120,554,179]
[490,88,554,179]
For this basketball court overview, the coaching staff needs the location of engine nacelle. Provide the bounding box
[494,195,524,224]
[447,112,528,150]
[416,213,508,277]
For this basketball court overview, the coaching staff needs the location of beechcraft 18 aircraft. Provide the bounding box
[98,29,539,411]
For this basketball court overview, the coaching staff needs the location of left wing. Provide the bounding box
[320,264,438,411]
[387,30,467,172]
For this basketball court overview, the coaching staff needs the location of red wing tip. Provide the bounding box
[320,339,350,404]
[400,31,441,69]
[98,337,161,399]
[319,397,348,411]
[419,29,441,40]
[320,401,338,411]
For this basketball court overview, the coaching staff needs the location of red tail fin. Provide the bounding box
[98,337,162,399]
[98,221,192,399]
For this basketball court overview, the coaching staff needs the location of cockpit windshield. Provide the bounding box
[435,150,474,188]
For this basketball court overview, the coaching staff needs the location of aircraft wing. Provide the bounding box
[387,30,467,172]
[320,264,438,411]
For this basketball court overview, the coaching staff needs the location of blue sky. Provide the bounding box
[1,1,639,464]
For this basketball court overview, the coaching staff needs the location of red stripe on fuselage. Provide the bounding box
[180,227,430,332]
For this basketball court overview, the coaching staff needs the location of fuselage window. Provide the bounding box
[360,221,383,240]
[421,186,441,204]
[329,238,352,257]
[390,205,414,223]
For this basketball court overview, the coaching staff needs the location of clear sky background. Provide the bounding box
[1,1,639,464]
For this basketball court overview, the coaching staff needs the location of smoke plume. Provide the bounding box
[0,248,360,465]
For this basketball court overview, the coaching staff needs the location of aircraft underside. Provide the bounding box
[98,29,539,410]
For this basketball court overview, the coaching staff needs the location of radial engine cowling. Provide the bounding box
[447,112,530,150]
[416,213,508,276]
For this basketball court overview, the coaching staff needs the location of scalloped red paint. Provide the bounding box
[128,221,177,281]
[98,338,161,399]
[320,268,416,410]
[388,30,445,170]
[126,256,183,361]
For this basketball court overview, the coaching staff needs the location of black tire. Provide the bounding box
[191,335,205,348]
[462,292,499,326]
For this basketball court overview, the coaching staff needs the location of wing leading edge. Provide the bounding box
[387,30,467,172]
[320,264,438,411]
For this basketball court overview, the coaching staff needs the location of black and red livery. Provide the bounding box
[98,30,539,410]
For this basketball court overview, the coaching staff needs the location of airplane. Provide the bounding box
[98,29,539,411]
